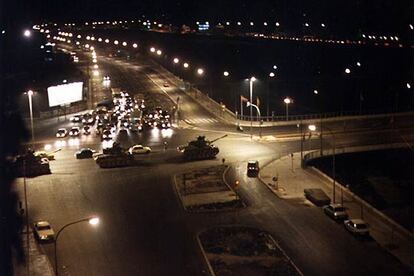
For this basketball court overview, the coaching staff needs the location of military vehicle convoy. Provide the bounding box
[177,135,227,160]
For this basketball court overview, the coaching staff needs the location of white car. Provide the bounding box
[323,204,348,220]
[56,128,67,138]
[70,114,82,123]
[33,221,55,241]
[129,145,151,154]
[344,219,369,236]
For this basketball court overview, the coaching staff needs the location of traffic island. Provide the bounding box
[174,165,244,212]
[198,226,302,276]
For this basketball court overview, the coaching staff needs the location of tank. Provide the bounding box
[102,142,125,155]
[12,149,51,177]
[178,135,227,160]
[97,142,134,168]
[95,154,134,168]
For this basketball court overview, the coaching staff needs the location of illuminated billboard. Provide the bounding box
[47,82,83,107]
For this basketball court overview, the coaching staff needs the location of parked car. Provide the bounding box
[323,204,348,220]
[56,128,67,138]
[304,188,331,206]
[344,219,369,236]
[75,148,94,159]
[247,160,259,177]
[128,145,151,154]
[33,221,55,242]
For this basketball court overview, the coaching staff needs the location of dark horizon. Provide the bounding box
[2,0,413,33]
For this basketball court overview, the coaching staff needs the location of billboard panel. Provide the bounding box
[47,82,83,107]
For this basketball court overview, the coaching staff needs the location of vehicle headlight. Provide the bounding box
[167,123,171,127]
[162,124,165,127]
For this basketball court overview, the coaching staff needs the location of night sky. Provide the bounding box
[1,0,412,34]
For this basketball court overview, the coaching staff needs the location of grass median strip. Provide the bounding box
[175,165,244,212]
[199,226,302,276]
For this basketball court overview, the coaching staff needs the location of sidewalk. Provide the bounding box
[259,152,414,271]
[13,231,54,276]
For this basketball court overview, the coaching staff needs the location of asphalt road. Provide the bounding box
[17,45,413,275]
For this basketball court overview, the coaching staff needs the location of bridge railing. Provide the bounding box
[238,109,396,122]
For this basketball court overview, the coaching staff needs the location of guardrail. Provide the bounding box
[239,109,403,122]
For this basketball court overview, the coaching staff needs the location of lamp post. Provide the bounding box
[268,72,275,118]
[318,124,338,203]
[284,97,292,121]
[54,217,100,276]
[247,101,261,137]
[26,90,35,144]
[300,124,316,164]
[249,77,256,138]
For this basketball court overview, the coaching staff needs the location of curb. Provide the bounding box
[196,234,217,276]
[172,174,188,212]
[258,157,286,199]
[267,235,304,276]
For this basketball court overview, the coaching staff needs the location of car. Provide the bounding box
[247,160,259,177]
[33,221,55,242]
[75,148,94,159]
[103,75,110,81]
[69,127,80,137]
[119,128,128,135]
[323,204,348,220]
[101,129,112,140]
[56,128,67,138]
[163,82,170,87]
[304,188,331,206]
[70,114,82,123]
[344,219,370,236]
[83,126,91,135]
[158,120,171,129]
[128,145,151,154]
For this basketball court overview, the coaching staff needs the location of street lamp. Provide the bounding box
[283,97,292,121]
[150,47,156,53]
[316,124,338,203]
[26,90,35,144]
[249,77,256,138]
[183,62,189,69]
[197,68,204,75]
[345,68,351,74]
[156,49,162,56]
[300,124,316,162]
[54,216,100,276]
[247,101,262,137]
[223,71,229,77]
[173,57,179,64]
[23,29,31,37]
